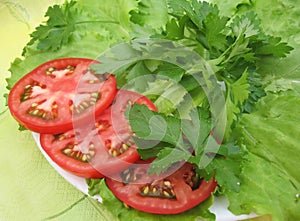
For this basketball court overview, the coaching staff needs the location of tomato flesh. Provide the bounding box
[40,90,157,178]
[106,162,217,214]
[8,58,117,134]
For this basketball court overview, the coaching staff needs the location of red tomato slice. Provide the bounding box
[106,161,217,214]
[8,58,117,134]
[40,90,157,178]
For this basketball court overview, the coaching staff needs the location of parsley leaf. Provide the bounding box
[148,148,191,174]
[198,143,244,192]
[128,104,244,191]
[25,0,77,53]
[224,69,250,137]
[127,104,183,146]
[181,107,211,154]
[203,11,228,53]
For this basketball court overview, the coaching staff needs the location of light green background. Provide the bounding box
[0,1,108,220]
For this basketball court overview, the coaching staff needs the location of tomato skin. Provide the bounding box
[8,58,117,134]
[106,162,217,214]
[40,90,157,178]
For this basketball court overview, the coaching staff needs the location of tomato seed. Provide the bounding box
[66,66,75,73]
[96,120,111,131]
[122,143,129,150]
[132,174,137,182]
[142,186,150,194]
[91,92,99,98]
[89,150,95,157]
[112,150,118,157]
[86,155,91,161]
[89,100,96,105]
[63,149,72,154]
[32,109,39,116]
[152,187,157,193]
[41,112,47,119]
[164,180,171,187]
[82,101,89,108]
[163,191,170,197]
[108,145,127,157]
[47,67,55,72]
[22,95,29,101]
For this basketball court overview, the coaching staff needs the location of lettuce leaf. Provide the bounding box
[208,0,300,219]
[210,0,300,46]
[227,90,300,220]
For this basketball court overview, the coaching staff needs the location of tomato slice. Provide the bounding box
[106,161,217,214]
[8,58,117,134]
[40,90,157,178]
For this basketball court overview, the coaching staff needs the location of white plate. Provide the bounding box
[32,132,257,221]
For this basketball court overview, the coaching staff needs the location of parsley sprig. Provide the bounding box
[162,0,292,137]
[127,104,244,192]
[24,0,120,53]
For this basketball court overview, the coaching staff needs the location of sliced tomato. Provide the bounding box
[106,161,217,214]
[40,90,157,178]
[8,58,117,134]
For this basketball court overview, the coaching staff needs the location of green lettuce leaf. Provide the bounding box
[227,91,300,220]
[130,0,168,29]
[208,1,300,220]
[210,0,300,50]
